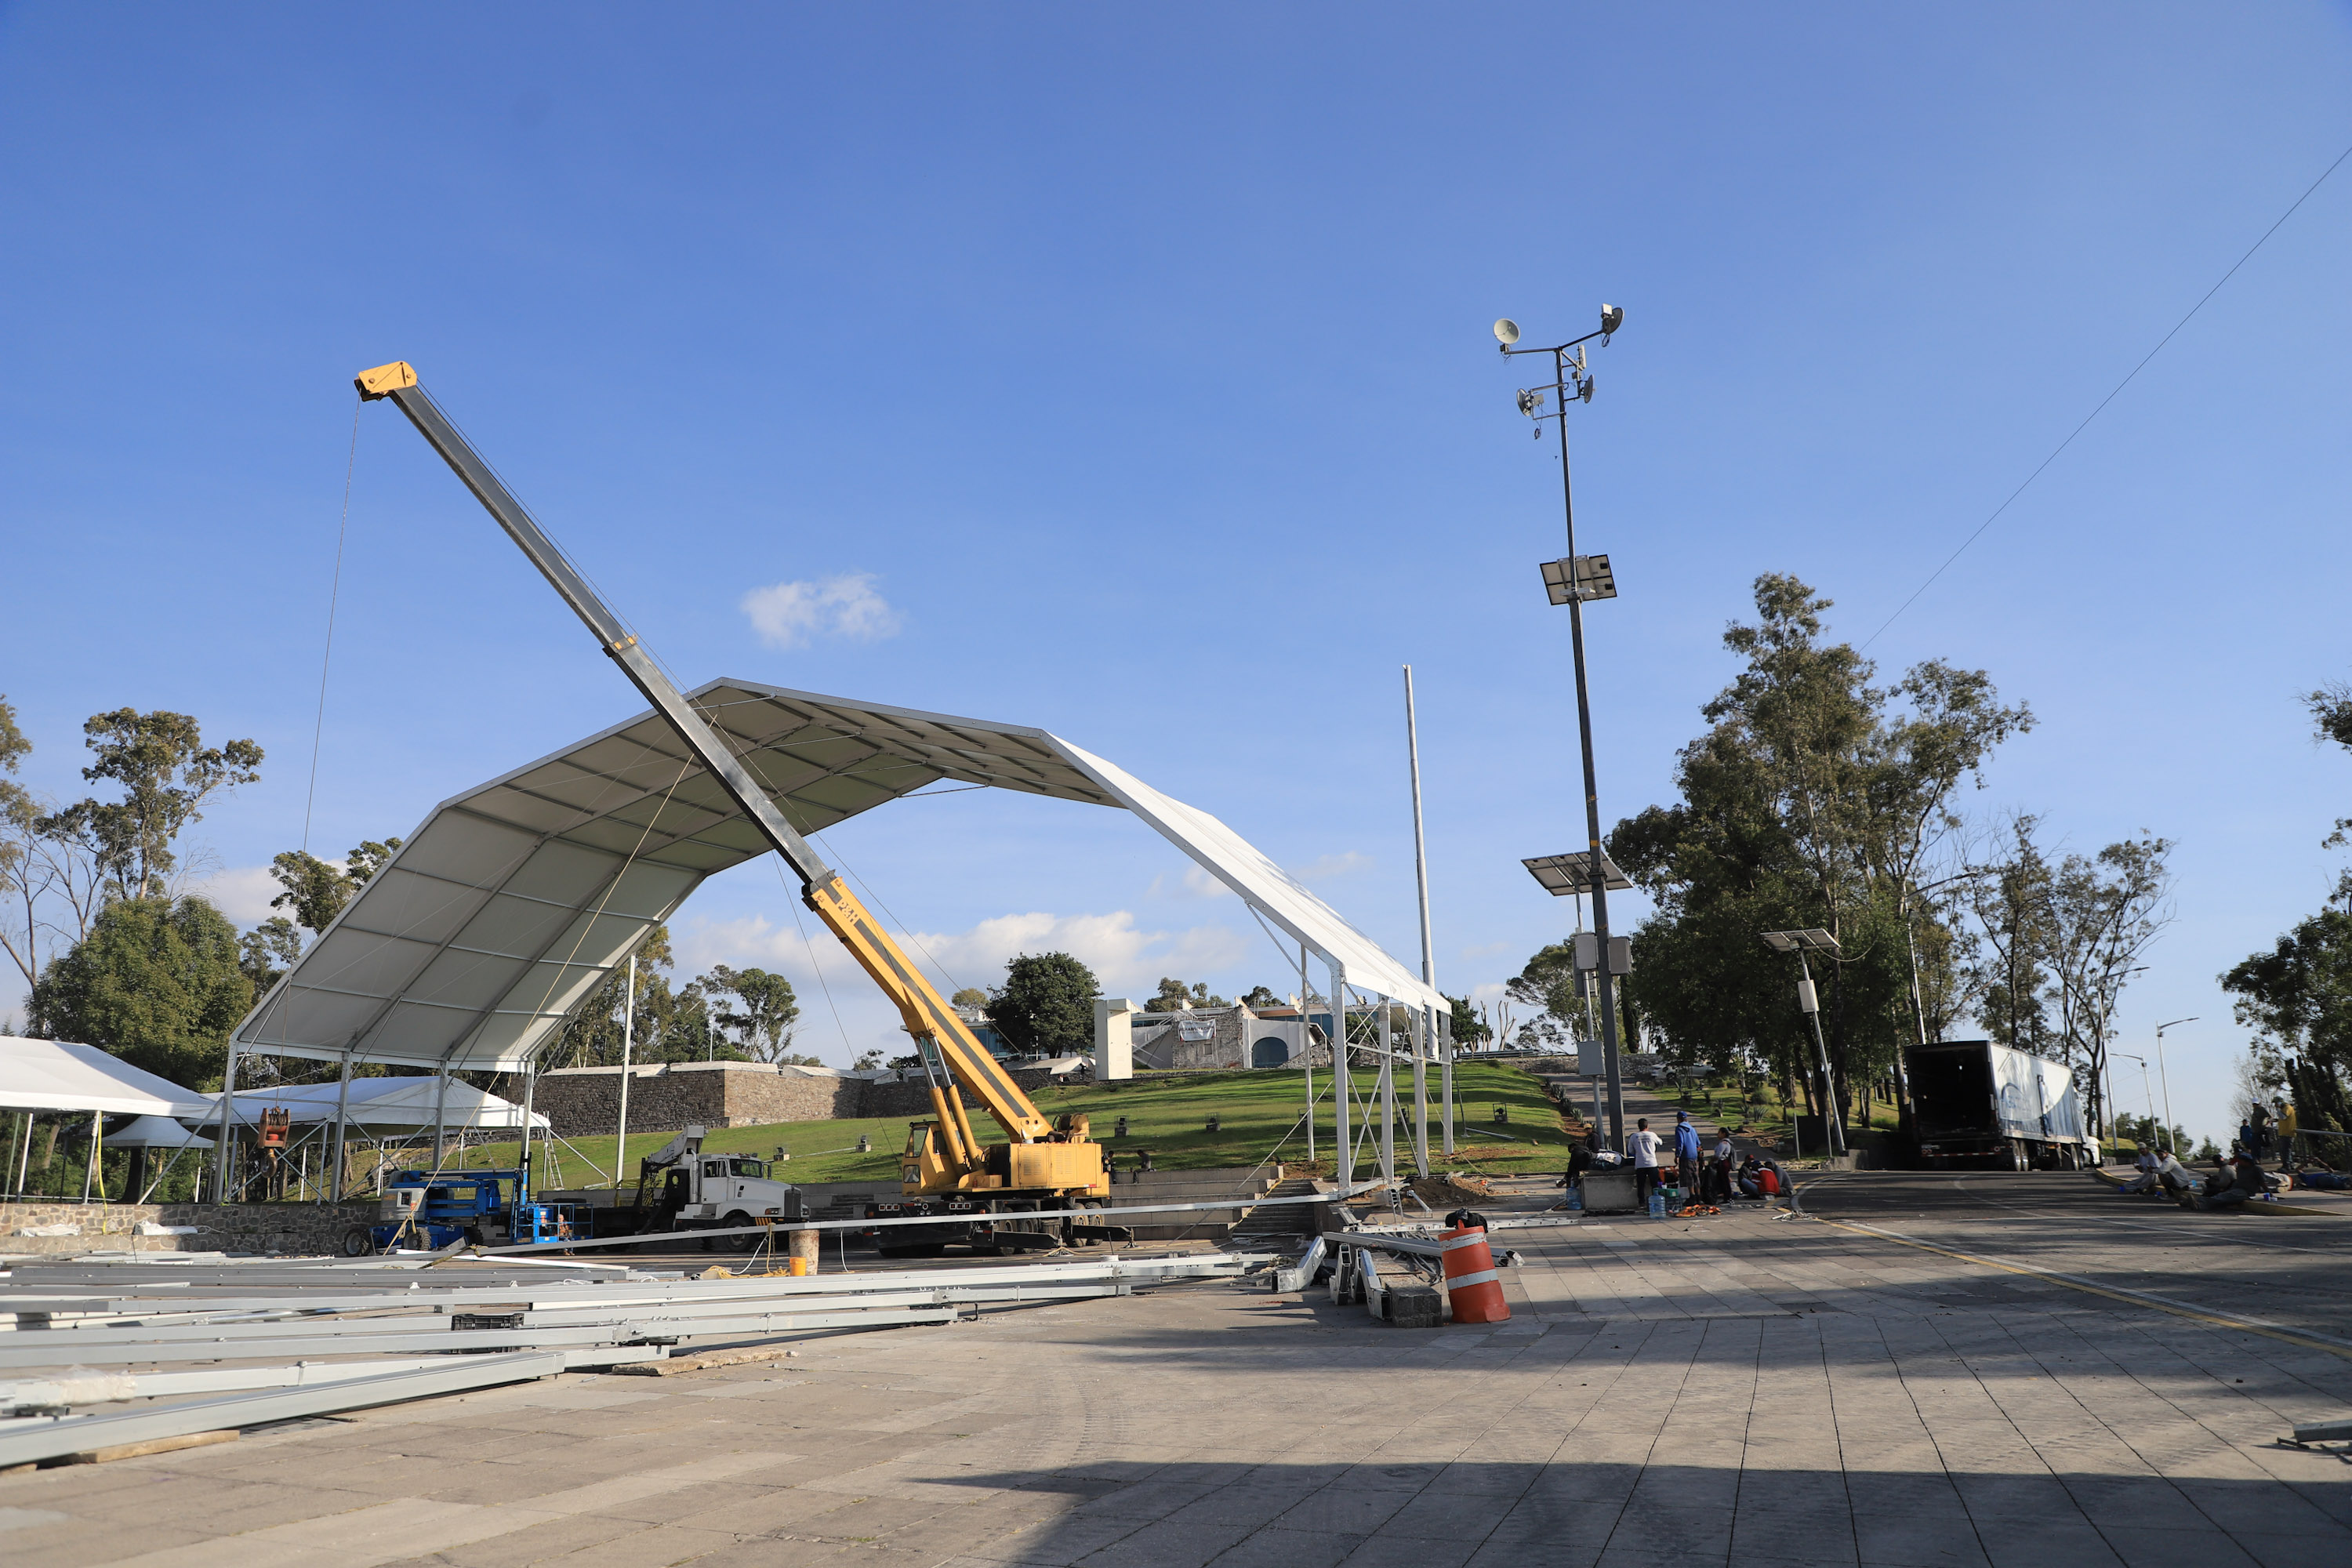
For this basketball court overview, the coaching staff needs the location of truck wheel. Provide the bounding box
[342,1228,374,1257]
[2011,1142,2030,1173]
[720,1212,758,1253]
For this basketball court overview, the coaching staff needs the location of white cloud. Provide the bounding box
[191,865,280,925]
[1290,851,1370,884]
[1458,939,1514,960]
[1468,982,1510,1007]
[1148,865,1236,901]
[741,572,904,649]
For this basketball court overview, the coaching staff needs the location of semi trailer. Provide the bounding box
[1905,1039,2096,1170]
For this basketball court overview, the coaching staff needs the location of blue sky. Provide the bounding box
[5,5,2349,1145]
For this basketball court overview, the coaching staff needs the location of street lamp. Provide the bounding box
[2154,1016,2195,1157]
[2112,1051,2158,1152]
[1761,928,1846,1157]
[1498,304,1627,1144]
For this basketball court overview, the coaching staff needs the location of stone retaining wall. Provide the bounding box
[532,1062,1062,1136]
[2,1199,378,1256]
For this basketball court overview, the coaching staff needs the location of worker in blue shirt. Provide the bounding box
[1674,1110,1701,1200]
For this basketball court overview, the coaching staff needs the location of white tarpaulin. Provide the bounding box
[233,679,1443,1073]
[199,1076,548,1131]
[0,1037,216,1119]
[100,1115,215,1149]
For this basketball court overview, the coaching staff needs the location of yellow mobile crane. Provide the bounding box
[354,363,1109,1246]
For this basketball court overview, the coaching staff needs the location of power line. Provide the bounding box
[1860,140,2352,652]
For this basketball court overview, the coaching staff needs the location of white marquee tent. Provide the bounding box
[200,1076,546,1131]
[231,680,1446,1075]
[0,1037,216,1118]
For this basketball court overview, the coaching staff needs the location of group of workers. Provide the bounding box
[1574,1109,1786,1208]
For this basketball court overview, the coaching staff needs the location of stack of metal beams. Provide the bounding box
[0,1247,1272,1468]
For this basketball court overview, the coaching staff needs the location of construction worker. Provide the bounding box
[2276,1098,2298,1173]
[1627,1118,1662,1210]
[1672,1111,1700,1200]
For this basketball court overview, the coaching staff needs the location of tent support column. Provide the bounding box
[1412,1007,1430,1178]
[1299,942,1313,1165]
[519,1063,537,1186]
[432,1066,449,1168]
[1377,997,1396,1191]
[1329,959,1348,1185]
[614,953,635,1185]
[212,1039,240,1204]
[82,1111,100,1201]
[12,1112,31,1196]
[329,1051,353,1203]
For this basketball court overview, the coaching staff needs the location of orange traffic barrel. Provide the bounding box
[1440,1223,1511,1324]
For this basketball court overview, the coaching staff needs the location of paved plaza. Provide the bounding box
[3,1171,2349,1568]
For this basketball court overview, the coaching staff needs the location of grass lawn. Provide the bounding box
[444,1061,1584,1189]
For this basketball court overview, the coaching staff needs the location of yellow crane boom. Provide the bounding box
[354,361,1104,1203]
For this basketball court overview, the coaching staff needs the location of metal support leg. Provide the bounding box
[329,1050,353,1203]
[432,1067,449,1168]
[1411,1008,1429,1177]
[1330,960,1348,1184]
[212,1040,240,1203]
[1377,997,1396,1191]
[1440,1013,1455,1156]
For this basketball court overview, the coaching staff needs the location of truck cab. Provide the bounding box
[669,1152,806,1228]
[636,1128,807,1249]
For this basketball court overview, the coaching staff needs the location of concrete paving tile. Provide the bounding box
[2221,1531,2352,1568]
[640,1537,849,1568]
[1969,1519,2123,1568]
[1851,1512,1991,1567]
[780,1495,949,1541]
[1203,1525,1363,1568]
[1338,1532,1482,1568]
[507,1523,743,1568]
[2099,1529,2259,1568]
[425,1512,659,1568]
[5,1523,224,1568]
[1070,1514,1258,1568]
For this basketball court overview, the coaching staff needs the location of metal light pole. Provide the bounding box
[2113,1051,2156,1147]
[1762,929,1846,1157]
[2153,1017,2195,1156]
[1403,666,1448,1157]
[1497,305,1625,1144]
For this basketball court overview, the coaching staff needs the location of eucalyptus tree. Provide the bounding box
[1611,575,2025,1125]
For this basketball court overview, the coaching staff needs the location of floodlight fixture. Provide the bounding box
[1523,849,1632,895]
[1540,554,1616,606]
[1601,303,1623,339]
[1494,318,1522,347]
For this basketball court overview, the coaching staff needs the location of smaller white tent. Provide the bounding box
[0,1037,215,1119]
[100,1115,214,1149]
[198,1076,548,1132]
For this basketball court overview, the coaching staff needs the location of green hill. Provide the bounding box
[445,1060,1573,1189]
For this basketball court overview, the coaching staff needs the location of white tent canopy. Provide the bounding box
[101,1114,215,1149]
[199,1076,548,1131]
[232,680,1445,1074]
[0,1037,216,1119]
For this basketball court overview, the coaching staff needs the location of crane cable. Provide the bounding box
[300,398,361,855]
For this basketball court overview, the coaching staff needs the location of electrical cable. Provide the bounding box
[1860,140,2352,651]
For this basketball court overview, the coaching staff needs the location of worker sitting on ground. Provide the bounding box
[2152,1148,2196,1200]
[2187,1145,2258,1210]
[2116,1145,2162,1195]
[1734,1154,1775,1200]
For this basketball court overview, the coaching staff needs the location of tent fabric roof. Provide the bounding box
[200,1076,546,1131]
[101,1114,215,1149]
[232,680,1444,1073]
[0,1037,217,1118]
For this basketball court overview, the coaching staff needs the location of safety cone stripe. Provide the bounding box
[1446,1268,1499,1288]
[1441,1233,1489,1251]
